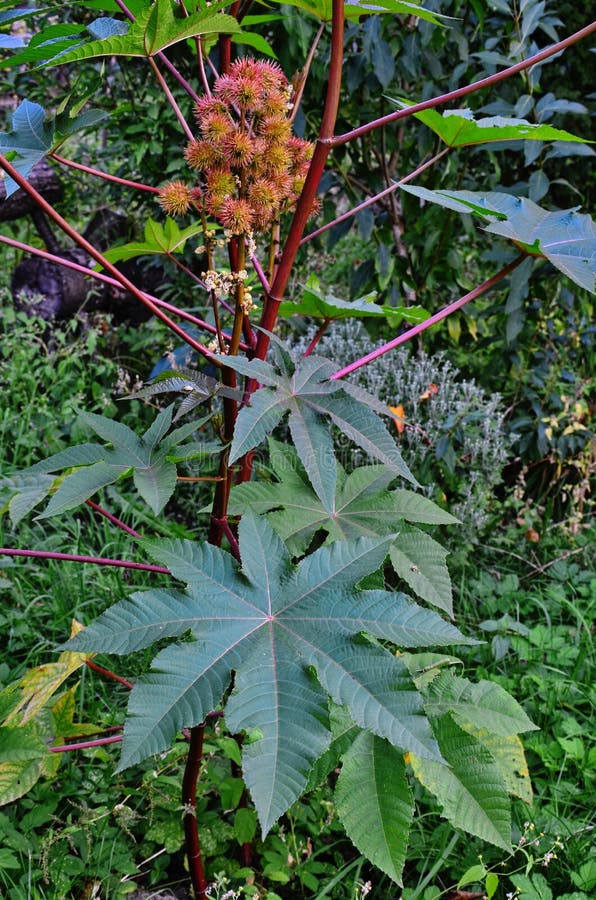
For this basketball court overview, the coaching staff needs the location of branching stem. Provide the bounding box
[331,254,528,380]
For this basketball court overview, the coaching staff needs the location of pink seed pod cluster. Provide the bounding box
[158,58,315,234]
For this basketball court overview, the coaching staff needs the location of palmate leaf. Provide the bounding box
[36,2,241,68]
[99,217,207,265]
[391,102,592,148]
[229,440,457,612]
[9,405,212,518]
[408,714,512,850]
[65,513,474,832]
[336,732,413,885]
[218,353,417,500]
[127,368,244,421]
[401,186,596,293]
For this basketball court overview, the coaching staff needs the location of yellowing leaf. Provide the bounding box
[3,642,93,727]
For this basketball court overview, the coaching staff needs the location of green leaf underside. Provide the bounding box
[37,5,241,67]
[401,186,596,293]
[392,103,591,148]
[336,732,413,884]
[65,513,477,831]
[229,440,457,583]
[409,715,512,850]
[425,670,538,736]
[222,354,417,496]
[9,405,202,518]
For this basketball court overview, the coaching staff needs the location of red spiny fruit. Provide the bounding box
[158,180,192,215]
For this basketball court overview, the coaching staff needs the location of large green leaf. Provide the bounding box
[65,514,476,832]
[409,715,512,850]
[220,353,417,496]
[9,405,212,518]
[278,275,428,328]
[229,440,458,608]
[401,186,596,293]
[391,103,592,148]
[336,732,413,884]
[37,2,241,67]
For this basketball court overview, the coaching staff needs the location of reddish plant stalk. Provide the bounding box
[50,153,160,193]
[182,724,209,898]
[300,147,450,245]
[251,0,345,365]
[86,500,142,539]
[0,154,211,359]
[86,659,134,690]
[330,22,596,147]
[331,254,528,380]
[50,734,123,753]
[0,547,168,574]
[0,233,245,349]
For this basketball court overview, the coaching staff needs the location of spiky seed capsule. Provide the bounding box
[158,180,192,215]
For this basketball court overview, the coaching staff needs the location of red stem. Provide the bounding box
[50,734,123,753]
[331,254,528,380]
[86,499,142,539]
[330,22,596,147]
[300,147,450,246]
[0,154,212,360]
[50,153,160,193]
[0,547,169,574]
[86,659,134,689]
[252,0,345,363]
[0,233,245,349]
[182,724,209,898]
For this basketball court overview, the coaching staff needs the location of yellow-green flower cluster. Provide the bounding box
[158,59,315,234]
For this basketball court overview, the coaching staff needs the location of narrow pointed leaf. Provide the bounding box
[16,443,106,475]
[228,388,288,463]
[226,636,331,833]
[409,715,512,850]
[425,671,538,735]
[390,528,453,615]
[133,458,177,514]
[309,391,417,484]
[38,460,129,518]
[39,5,241,66]
[336,732,413,884]
[287,404,337,512]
